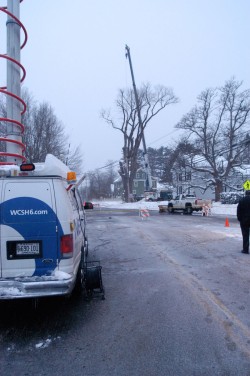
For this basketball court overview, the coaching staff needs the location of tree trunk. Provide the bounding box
[214,180,223,202]
[120,174,129,202]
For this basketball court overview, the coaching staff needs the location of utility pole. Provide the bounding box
[6,0,22,163]
[125,44,152,192]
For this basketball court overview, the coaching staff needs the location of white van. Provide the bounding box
[0,154,87,299]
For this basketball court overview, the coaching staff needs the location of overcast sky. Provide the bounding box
[2,0,250,172]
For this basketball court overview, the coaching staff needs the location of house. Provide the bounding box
[171,156,218,199]
[132,168,157,198]
[113,176,123,198]
[171,157,250,200]
[228,165,250,191]
[171,167,213,199]
[113,168,157,199]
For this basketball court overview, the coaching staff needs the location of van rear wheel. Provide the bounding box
[74,246,86,294]
[74,264,85,294]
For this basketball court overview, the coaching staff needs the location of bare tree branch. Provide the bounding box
[101,83,178,201]
[175,78,250,201]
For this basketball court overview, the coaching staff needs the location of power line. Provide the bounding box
[87,129,250,172]
[148,128,179,147]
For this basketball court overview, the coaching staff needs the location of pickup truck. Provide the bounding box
[158,194,211,215]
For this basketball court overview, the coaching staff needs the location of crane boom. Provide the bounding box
[125,44,152,191]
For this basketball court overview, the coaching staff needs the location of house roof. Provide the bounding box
[234,164,250,176]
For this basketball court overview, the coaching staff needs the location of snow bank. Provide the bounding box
[93,199,238,216]
[211,202,237,216]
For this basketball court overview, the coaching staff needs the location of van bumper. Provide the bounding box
[0,276,75,299]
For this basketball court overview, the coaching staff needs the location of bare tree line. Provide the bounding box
[1,78,249,202]
[100,77,250,202]
[80,161,118,200]
[175,78,250,201]
[101,83,178,201]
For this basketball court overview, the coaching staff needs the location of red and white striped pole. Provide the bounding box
[0,0,27,164]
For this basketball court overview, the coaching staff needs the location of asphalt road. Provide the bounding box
[1,209,250,375]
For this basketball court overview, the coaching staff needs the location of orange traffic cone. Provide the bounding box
[225,217,230,227]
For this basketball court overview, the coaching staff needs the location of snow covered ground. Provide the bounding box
[92,199,237,217]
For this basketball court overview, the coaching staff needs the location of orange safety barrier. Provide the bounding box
[139,208,150,219]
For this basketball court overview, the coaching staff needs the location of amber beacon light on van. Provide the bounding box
[67,171,77,183]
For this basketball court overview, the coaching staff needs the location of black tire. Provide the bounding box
[168,206,174,214]
[74,266,84,294]
[84,236,89,257]
[186,206,193,215]
[74,246,87,294]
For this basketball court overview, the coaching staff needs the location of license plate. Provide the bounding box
[7,241,42,259]
[16,242,40,256]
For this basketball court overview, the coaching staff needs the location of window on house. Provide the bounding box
[186,172,191,181]
[134,181,138,187]
[178,173,182,181]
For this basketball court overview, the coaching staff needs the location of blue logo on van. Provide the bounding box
[1,197,64,276]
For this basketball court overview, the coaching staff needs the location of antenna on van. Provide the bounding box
[65,143,70,165]
[0,0,27,165]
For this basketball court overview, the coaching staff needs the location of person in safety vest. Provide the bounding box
[237,190,250,254]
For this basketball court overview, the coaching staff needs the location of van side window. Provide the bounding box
[69,190,78,211]
[74,189,83,211]
[69,188,83,213]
